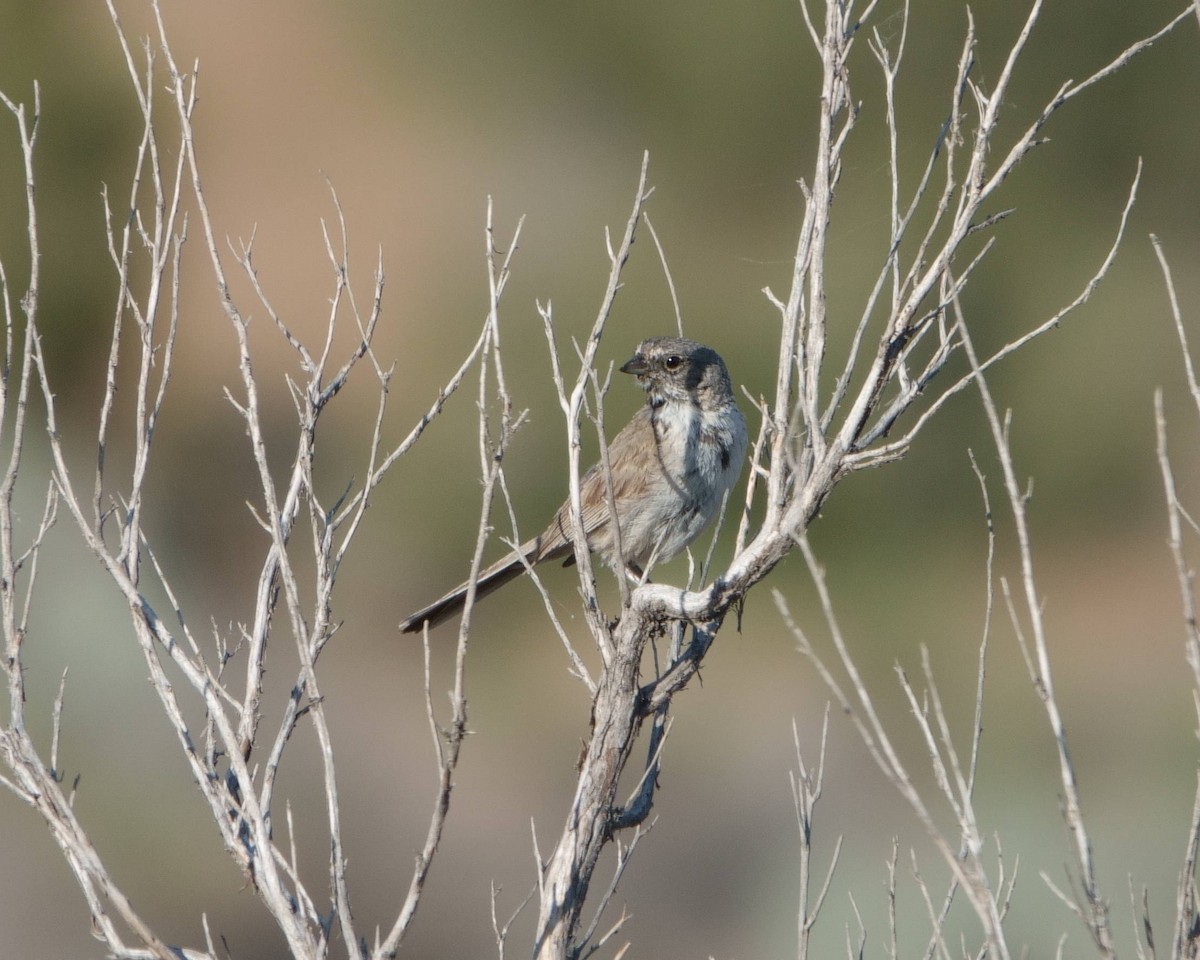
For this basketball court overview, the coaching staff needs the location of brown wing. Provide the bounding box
[532,405,656,564]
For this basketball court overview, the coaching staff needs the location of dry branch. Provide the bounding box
[0,1,1195,959]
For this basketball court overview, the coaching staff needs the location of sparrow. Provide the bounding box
[399,336,748,633]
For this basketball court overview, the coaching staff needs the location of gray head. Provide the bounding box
[619,336,733,407]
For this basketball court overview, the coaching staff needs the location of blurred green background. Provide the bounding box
[2,1,1199,957]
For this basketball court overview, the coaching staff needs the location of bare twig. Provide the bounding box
[960,302,1113,955]
[382,211,520,957]
[1149,237,1200,960]
[643,213,684,337]
[792,709,842,960]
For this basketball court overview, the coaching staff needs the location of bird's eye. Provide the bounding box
[663,355,682,370]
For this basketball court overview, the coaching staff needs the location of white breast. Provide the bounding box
[617,399,747,568]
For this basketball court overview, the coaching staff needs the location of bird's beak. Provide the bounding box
[620,353,649,376]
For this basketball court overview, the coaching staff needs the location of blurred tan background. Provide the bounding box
[2,1,1199,957]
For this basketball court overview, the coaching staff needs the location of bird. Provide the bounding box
[399,336,748,633]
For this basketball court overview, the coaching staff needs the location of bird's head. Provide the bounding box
[620,336,732,407]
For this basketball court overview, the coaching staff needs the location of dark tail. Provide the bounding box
[398,548,530,634]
